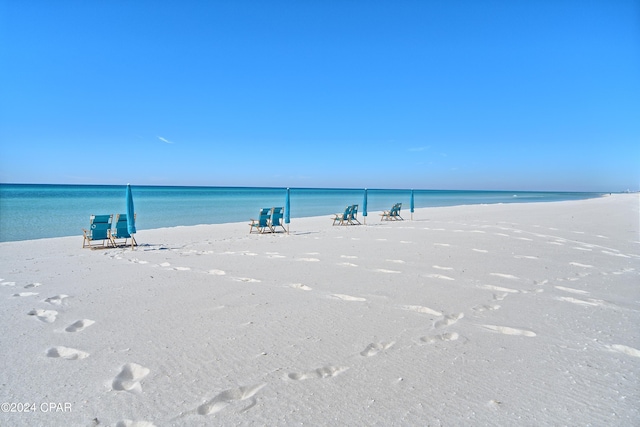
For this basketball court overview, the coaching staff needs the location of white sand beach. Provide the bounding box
[1,194,638,426]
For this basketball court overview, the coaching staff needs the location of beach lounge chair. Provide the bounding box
[332,205,352,226]
[348,204,361,225]
[250,208,272,233]
[270,207,287,232]
[111,213,138,247]
[380,203,403,221]
[82,214,114,248]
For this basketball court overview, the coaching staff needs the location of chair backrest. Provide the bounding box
[342,205,352,220]
[90,214,112,240]
[114,213,135,238]
[271,207,284,226]
[350,204,359,218]
[259,208,271,226]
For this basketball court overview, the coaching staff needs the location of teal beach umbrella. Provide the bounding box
[285,188,290,234]
[363,188,368,224]
[126,184,136,247]
[410,189,415,220]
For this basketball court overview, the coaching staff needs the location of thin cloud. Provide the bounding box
[158,136,174,144]
[408,146,429,152]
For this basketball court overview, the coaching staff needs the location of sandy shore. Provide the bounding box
[1,194,638,426]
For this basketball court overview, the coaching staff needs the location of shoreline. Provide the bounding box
[0,193,638,426]
[0,194,610,245]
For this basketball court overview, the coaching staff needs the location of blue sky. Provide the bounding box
[1,0,638,192]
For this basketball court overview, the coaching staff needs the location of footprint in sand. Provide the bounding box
[493,293,509,301]
[208,269,226,275]
[45,294,70,305]
[1,281,16,286]
[481,324,536,337]
[159,262,171,267]
[28,309,58,323]
[490,273,520,280]
[472,249,488,253]
[478,284,519,294]
[65,319,95,332]
[602,250,631,259]
[472,304,501,312]
[607,344,640,358]
[298,258,320,262]
[426,274,455,281]
[12,292,39,297]
[267,253,286,259]
[331,294,366,302]
[288,365,349,381]
[232,277,261,283]
[556,296,604,307]
[569,262,593,268]
[337,262,358,267]
[401,305,442,316]
[197,383,266,415]
[434,313,464,329]
[290,283,312,291]
[173,267,191,271]
[360,341,395,357]
[421,332,460,343]
[115,420,156,427]
[46,346,89,360]
[112,363,150,392]
[555,286,589,295]
[24,282,42,289]
[374,269,401,274]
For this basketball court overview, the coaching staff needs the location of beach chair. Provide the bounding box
[393,203,404,220]
[332,205,352,226]
[348,204,361,225]
[250,208,272,233]
[110,213,138,247]
[380,203,403,221]
[270,207,287,232]
[82,214,114,248]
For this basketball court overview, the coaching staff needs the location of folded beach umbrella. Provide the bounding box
[410,189,415,220]
[285,187,290,234]
[126,184,136,248]
[363,188,368,225]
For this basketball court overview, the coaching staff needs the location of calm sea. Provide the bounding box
[0,184,603,242]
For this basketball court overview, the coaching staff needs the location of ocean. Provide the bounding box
[0,184,603,242]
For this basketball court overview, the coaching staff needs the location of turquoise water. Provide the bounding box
[0,184,603,242]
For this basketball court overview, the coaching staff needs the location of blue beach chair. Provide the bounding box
[250,208,272,233]
[380,203,403,221]
[270,207,286,232]
[111,213,138,247]
[332,205,352,226]
[82,214,114,248]
[348,204,361,225]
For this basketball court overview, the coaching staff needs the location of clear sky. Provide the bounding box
[1,0,638,192]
